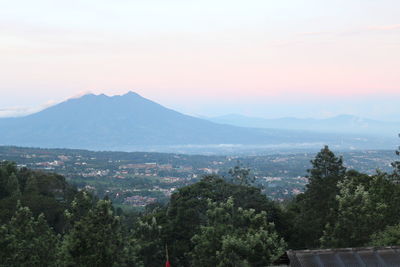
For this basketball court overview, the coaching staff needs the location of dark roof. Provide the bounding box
[287,246,400,267]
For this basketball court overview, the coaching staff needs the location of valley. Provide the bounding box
[1,146,396,209]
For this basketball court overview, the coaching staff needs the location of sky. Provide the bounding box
[0,0,399,120]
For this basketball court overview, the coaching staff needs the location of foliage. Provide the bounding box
[321,171,400,248]
[130,216,164,267]
[392,133,400,178]
[64,190,97,230]
[163,175,283,265]
[287,146,346,248]
[60,199,127,267]
[2,140,400,266]
[0,161,19,199]
[370,224,400,246]
[228,161,254,186]
[0,202,59,267]
[190,197,286,266]
[0,162,77,232]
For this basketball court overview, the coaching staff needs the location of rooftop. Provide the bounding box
[285,246,400,267]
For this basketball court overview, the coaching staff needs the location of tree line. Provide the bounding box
[1,138,400,266]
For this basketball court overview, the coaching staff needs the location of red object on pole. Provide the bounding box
[165,244,170,267]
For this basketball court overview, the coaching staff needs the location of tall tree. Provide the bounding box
[288,146,346,248]
[392,133,400,178]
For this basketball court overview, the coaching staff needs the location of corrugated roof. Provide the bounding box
[287,246,400,267]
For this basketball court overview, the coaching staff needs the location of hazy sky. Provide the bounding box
[1,0,399,120]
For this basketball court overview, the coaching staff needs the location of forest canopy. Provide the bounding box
[1,141,400,266]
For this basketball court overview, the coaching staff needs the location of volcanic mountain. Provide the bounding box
[0,92,392,152]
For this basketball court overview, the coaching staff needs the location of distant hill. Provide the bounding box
[0,92,396,153]
[207,114,399,137]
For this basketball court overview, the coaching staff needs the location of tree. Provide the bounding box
[392,133,400,178]
[308,145,346,179]
[321,180,376,247]
[60,199,125,267]
[130,216,164,267]
[321,171,400,248]
[7,174,21,198]
[163,175,283,265]
[370,224,400,246]
[0,165,78,233]
[64,190,97,230]
[0,161,18,199]
[190,197,286,266]
[23,174,40,194]
[229,161,254,186]
[0,202,59,267]
[287,146,346,248]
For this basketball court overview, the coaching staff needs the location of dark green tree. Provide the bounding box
[0,164,77,233]
[64,190,97,230]
[130,216,164,267]
[0,161,18,199]
[287,146,346,248]
[163,175,283,265]
[60,199,125,267]
[392,133,400,178]
[321,171,400,248]
[370,224,400,246]
[0,202,59,267]
[190,197,286,266]
[229,161,254,186]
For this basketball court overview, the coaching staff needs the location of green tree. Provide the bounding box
[229,161,254,186]
[23,174,39,194]
[321,181,377,247]
[0,165,78,233]
[190,197,286,266]
[370,224,400,246]
[0,161,18,199]
[64,190,97,230]
[0,202,59,267]
[163,175,283,265]
[321,171,400,248]
[392,133,400,178]
[130,216,164,267]
[288,146,346,248]
[5,173,21,198]
[60,199,125,267]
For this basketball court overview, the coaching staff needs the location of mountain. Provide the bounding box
[207,114,399,137]
[0,92,396,153]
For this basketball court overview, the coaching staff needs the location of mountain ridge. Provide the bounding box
[206,113,399,136]
[0,92,396,153]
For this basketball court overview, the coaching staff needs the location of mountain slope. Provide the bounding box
[0,92,395,152]
[0,92,302,149]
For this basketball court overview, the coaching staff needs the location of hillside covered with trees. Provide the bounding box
[1,141,400,266]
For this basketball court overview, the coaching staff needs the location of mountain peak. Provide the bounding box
[73,91,142,100]
[123,91,141,97]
